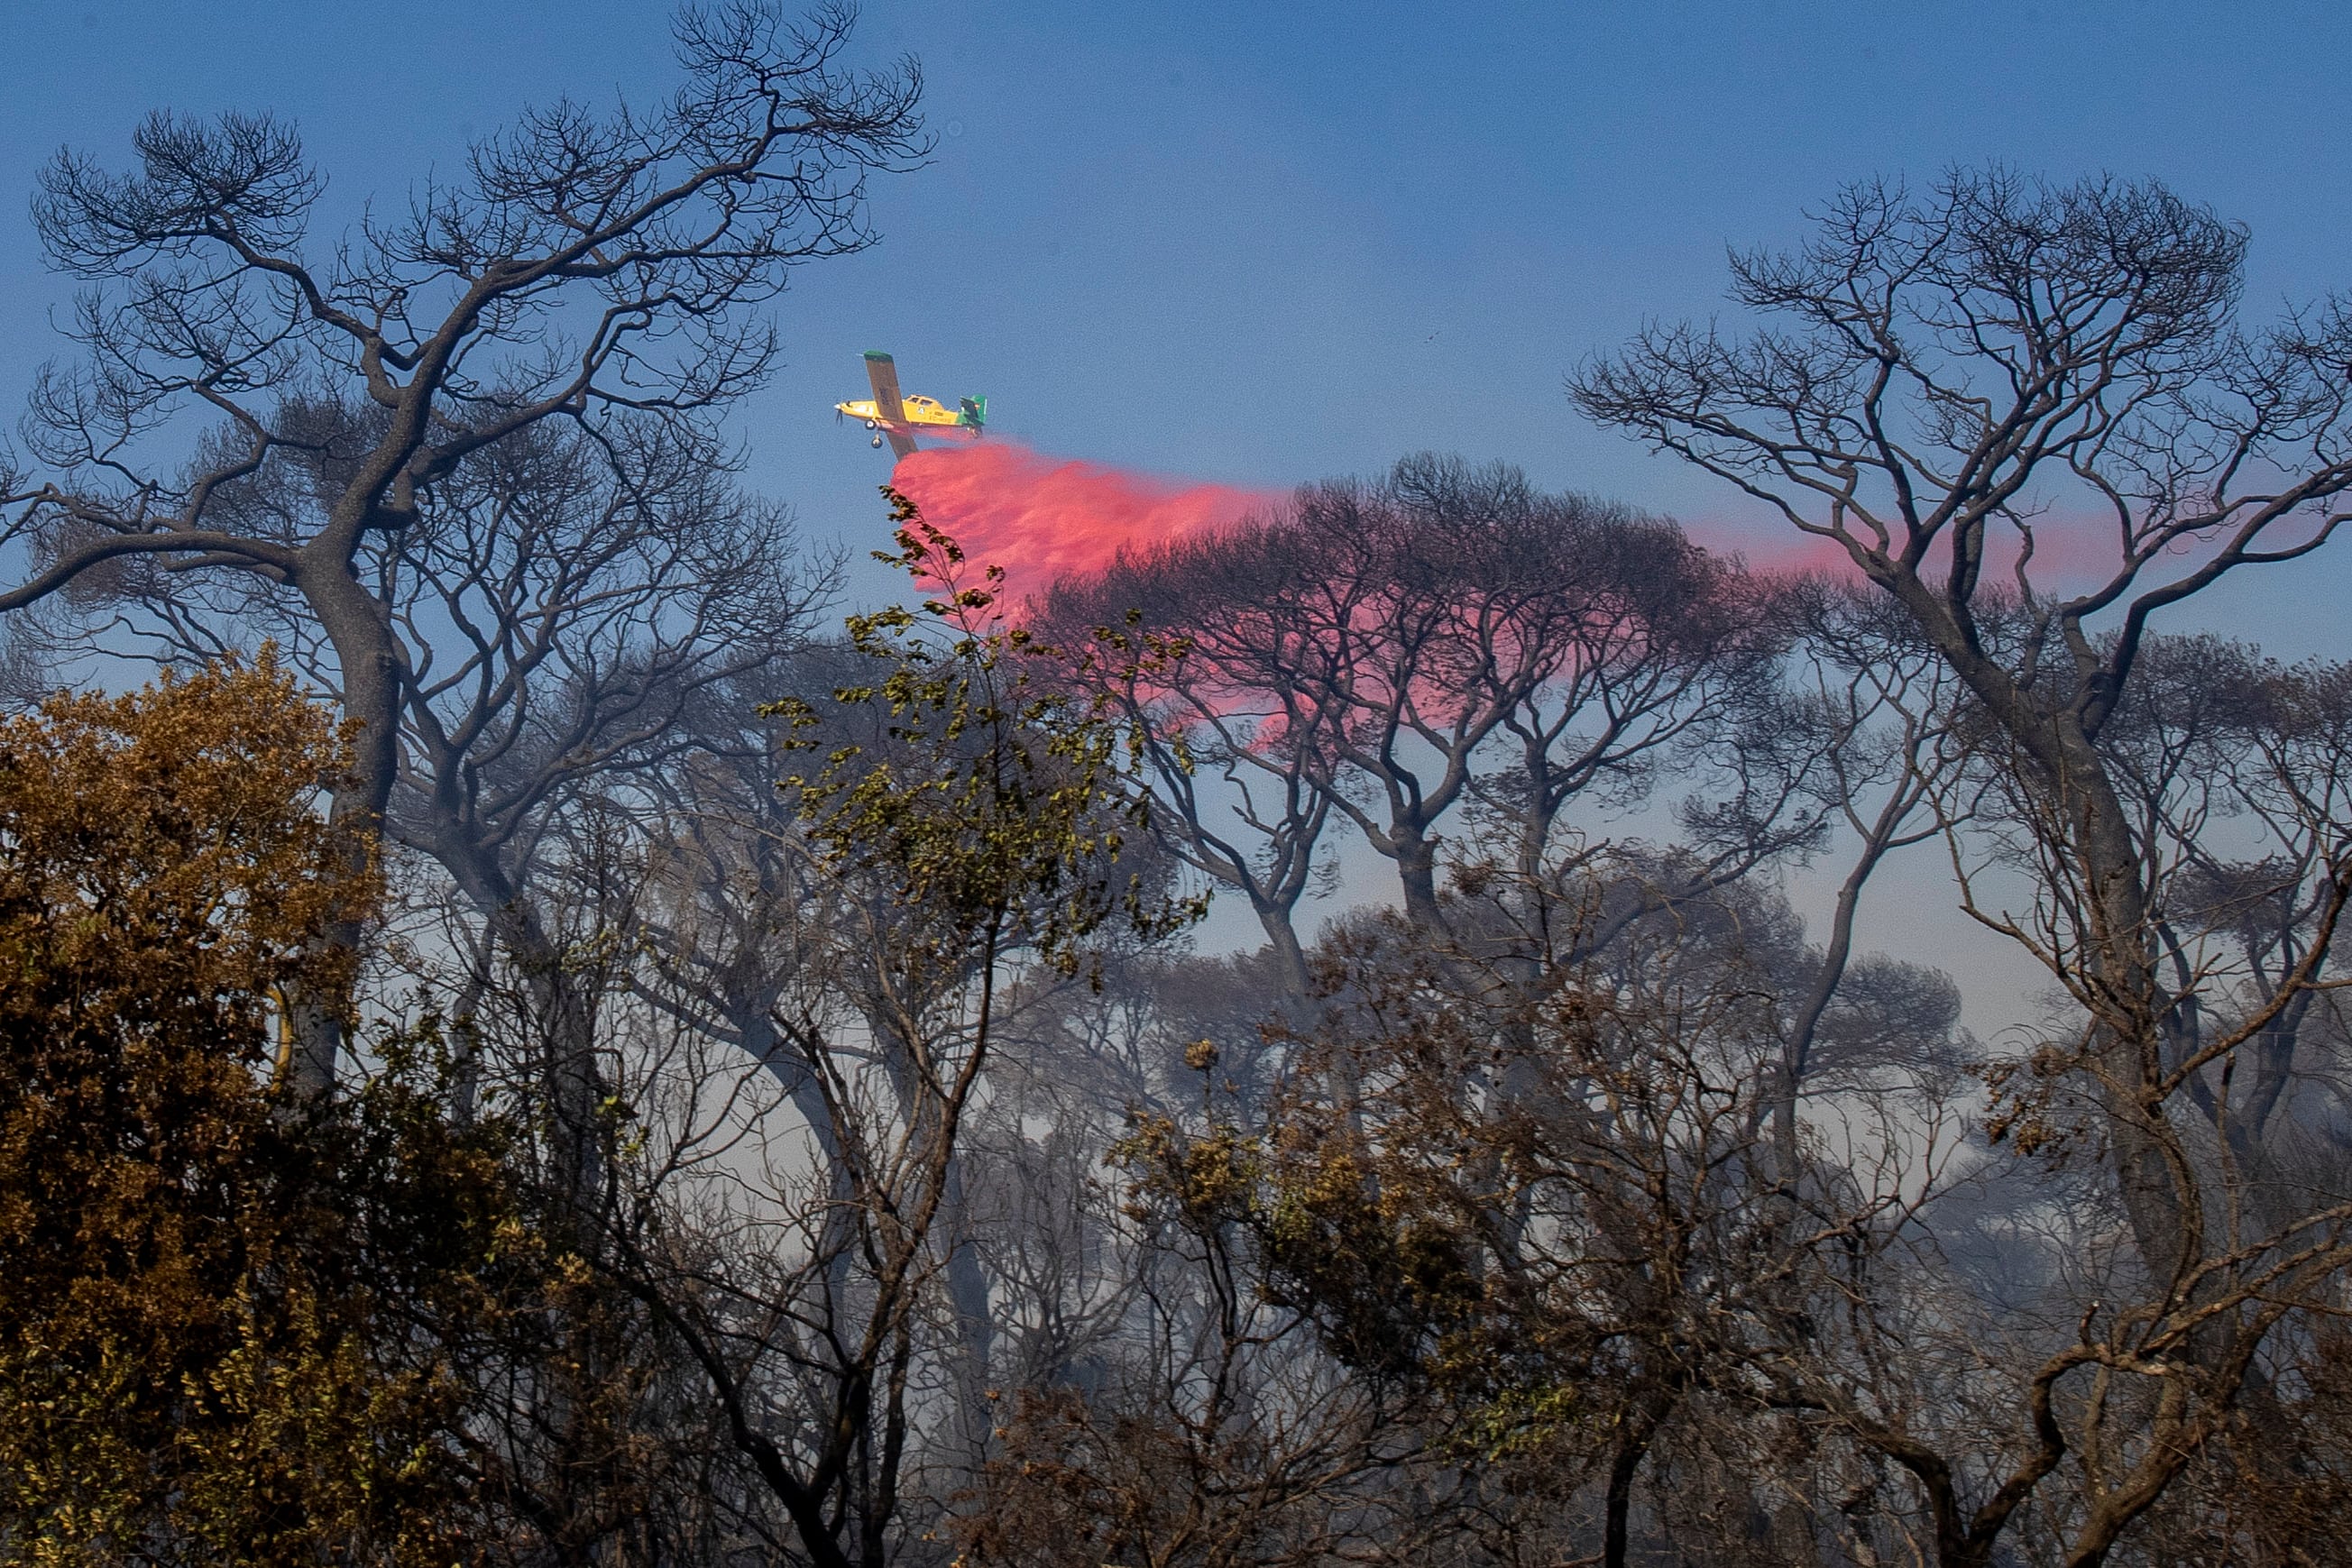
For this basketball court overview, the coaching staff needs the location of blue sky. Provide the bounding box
[7,0,2352,626]
[4,0,2347,1024]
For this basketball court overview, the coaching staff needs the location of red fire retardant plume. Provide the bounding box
[887,442,1277,604]
[887,439,2154,605]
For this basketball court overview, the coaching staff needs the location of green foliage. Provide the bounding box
[0,656,520,1566]
[767,486,1204,986]
[1113,1099,1484,1390]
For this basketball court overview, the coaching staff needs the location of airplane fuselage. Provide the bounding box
[839,353,984,457]
[833,394,981,435]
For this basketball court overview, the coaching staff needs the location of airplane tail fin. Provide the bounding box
[958,395,987,432]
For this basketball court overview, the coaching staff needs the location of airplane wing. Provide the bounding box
[864,352,918,459]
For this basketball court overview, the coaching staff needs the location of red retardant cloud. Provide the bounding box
[887,442,1851,606]
[887,442,1278,604]
[1680,511,2186,591]
[887,441,2191,610]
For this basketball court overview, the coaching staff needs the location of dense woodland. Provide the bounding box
[8,6,2352,1566]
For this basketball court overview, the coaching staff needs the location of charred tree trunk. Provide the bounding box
[284,559,410,1095]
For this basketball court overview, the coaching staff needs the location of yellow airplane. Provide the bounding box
[834,351,986,459]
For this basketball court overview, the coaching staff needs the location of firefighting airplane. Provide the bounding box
[833,351,986,459]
